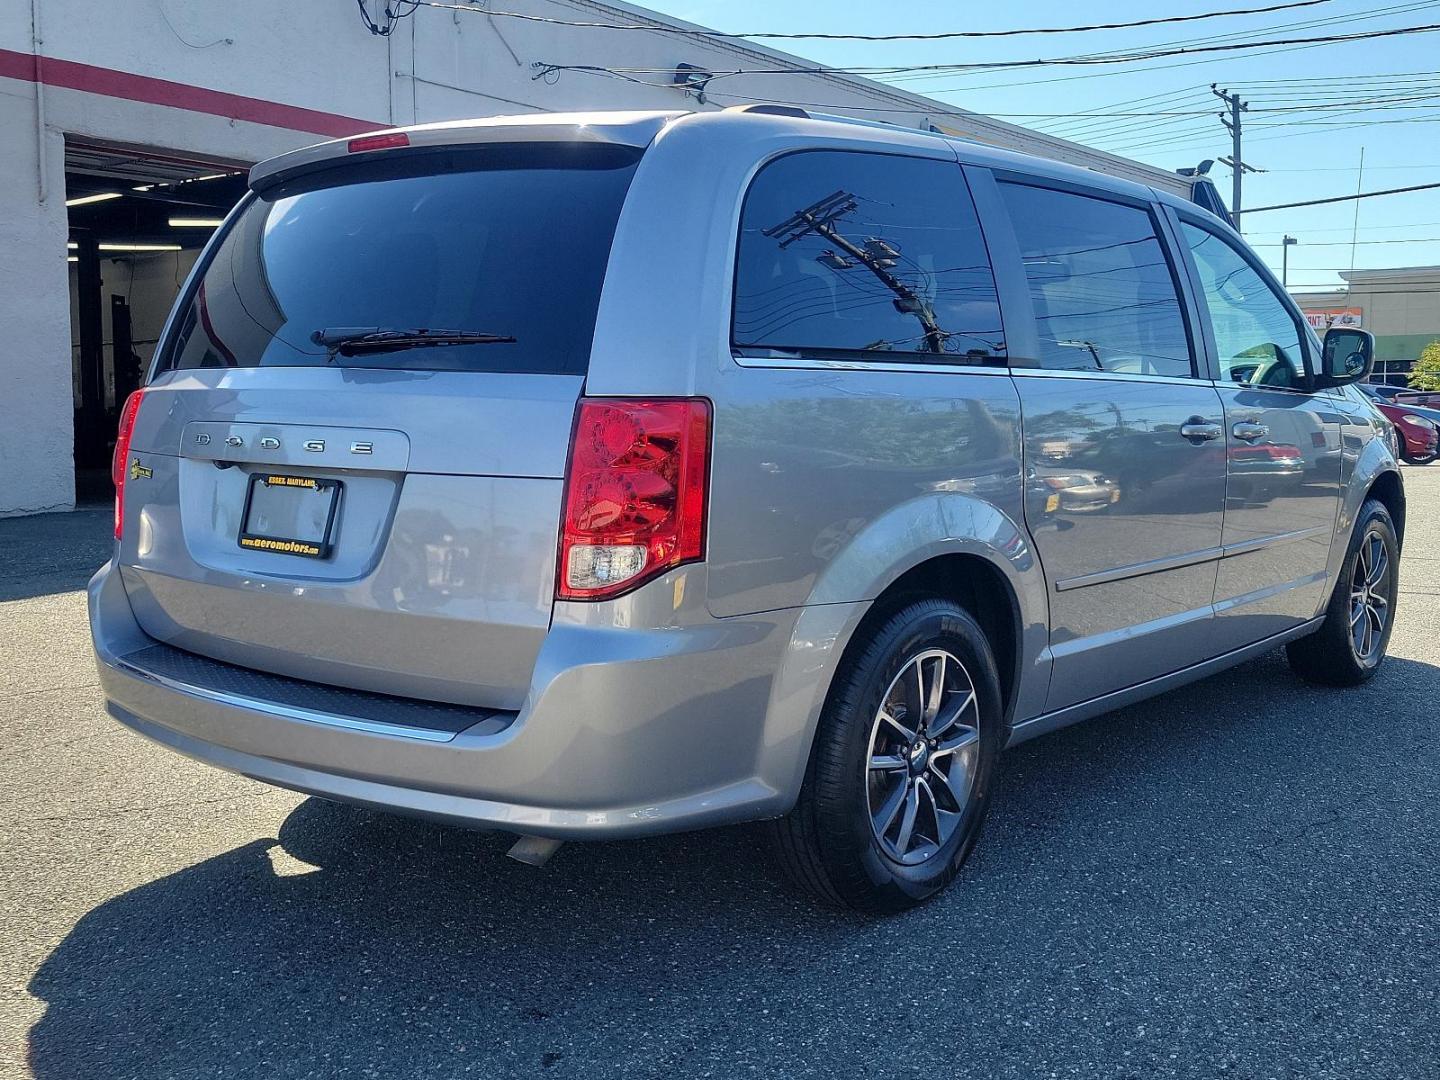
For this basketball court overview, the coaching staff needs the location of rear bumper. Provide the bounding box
[90,560,800,839]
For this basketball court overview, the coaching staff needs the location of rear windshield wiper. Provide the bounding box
[311,326,517,356]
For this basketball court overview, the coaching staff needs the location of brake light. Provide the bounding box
[112,389,146,540]
[558,398,710,600]
[347,131,409,153]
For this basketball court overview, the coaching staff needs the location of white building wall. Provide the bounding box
[0,0,1192,515]
[0,101,72,515]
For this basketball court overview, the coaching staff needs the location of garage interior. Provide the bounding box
[65,139,248,501]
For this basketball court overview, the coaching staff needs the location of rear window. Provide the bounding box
[732,150,1003,363]
[160,144,639,375]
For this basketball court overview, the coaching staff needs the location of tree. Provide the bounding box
[1409,340,1440,391]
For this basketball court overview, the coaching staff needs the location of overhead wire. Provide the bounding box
[411,0,1341,41]
[505,0,1440,157]
[1035,86,1214,137]
[1239,181,1440,214]
[1111,104,1440,154]
[532,23,1440,80]
[870,3,1440,99]
[1253,236,1440,246]
[1250,218,1440,233]
[882,0,1440,85]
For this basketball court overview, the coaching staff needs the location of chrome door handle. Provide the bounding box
[1233,421,1270,443]
[1179,418,1224,442]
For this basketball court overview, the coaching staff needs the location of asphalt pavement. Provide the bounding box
[2,476,1438,1080]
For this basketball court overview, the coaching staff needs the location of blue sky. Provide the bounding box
[642,0,1440,292]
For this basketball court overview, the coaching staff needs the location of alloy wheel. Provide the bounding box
[1349,529,1391,663]
[865,648,981,866]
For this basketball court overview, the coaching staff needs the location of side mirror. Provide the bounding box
[1318,327,1375,388]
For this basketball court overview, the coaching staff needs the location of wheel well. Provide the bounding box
[846,555,1022,723]
[1368,470,1406,545]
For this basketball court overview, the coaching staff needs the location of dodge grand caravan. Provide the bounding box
[90,109,1403,910]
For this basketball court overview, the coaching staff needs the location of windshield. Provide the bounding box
[159,143,640,374]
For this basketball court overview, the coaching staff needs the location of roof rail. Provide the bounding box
[722,104,963,143]
[723,104,810,118]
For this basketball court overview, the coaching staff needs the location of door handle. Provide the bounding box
[1233,421,1270,443]
[1179,417,1224,443]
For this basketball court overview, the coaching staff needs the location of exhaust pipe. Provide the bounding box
[506,835,563,867]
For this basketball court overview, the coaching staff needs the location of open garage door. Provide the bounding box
[65,139,250,501]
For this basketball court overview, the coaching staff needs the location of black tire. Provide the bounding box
[1286,498,1399,687]
[1404,450,1436,466]
[770,599,1004,912]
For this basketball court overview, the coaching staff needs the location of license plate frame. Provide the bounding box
[238,473,341,559]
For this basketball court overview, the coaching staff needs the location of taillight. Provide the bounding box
[347,131,409,153]
[112,389,146,540]
[558,398,710,600]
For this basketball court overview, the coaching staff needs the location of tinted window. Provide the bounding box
[1181,222,1307,389]
[162,145,639,374]
[733,152,1003,361]
[998,183,1193,378]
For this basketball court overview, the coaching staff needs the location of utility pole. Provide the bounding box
[1213,84,1258,231]
[1281,235,1297,287]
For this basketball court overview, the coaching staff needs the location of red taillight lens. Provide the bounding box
[558,398,710,600]
[347,131,409,153]
[112,389,146,540]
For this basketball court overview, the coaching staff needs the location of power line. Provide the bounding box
[870,1,1440,100]
[1112,113,1440,156]
[355,0,421,36]
[1077,89,1440,151]
[1009,88,1218,140]
[564,71,1440,162]
[414,0,1340,41]
[534,23,1440,79]
[1217,67,1440,83]
[1036,86,1213,136]
[1122,106,1440,154]
[885,0,1440,84]
[554,62,1440,148]
[889,0,1440,76]
[1239,181,1440,215]
[1251,218,1440,234]
[1253,236,1440,246]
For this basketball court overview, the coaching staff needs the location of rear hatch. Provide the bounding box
[118,133,646,710]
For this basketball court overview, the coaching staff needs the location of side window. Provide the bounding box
[733,151,1004,361]
[1180,222,1307,390]
[997,182,1193,378]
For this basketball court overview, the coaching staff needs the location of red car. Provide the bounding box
[1374,399,1439,464]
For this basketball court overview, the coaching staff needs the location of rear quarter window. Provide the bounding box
[732,150,1004,363]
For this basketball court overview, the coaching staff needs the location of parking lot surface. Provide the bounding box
[2,474,1438,1080]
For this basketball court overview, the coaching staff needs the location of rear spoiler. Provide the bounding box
[249,111,682,193]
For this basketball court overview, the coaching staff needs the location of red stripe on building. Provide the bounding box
[0,48,380,138]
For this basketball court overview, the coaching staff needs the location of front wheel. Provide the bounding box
[1403,449,1436,465]
[1287,498,1399,686]
[770,599,1004,912]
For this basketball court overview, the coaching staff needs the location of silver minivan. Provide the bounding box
[90,109,1403,910]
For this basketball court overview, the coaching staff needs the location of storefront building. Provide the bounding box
[1295,267,1440,387]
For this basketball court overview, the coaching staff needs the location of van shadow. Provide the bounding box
[0,509,112,602]
[26,652,1440,1079]
[26,808,845,1080]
